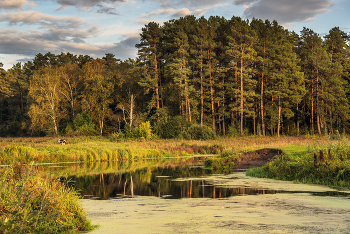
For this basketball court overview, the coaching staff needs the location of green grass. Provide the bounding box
[0,163,96,233]
[246,138,350,188]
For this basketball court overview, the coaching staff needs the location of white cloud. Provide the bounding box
[172,8,192,17]
[152,0,228,8]
[122,32,140,38]
[243,0,334,25]
[0,11,84,27]
[0,0,33,10]
[135,18,164,25]
[194,8,209,16]
[142,8,176,18]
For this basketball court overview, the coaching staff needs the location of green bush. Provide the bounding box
[154,116,188,139]
[113,121,154,140]
[0,163,95,233]
[179,124,216,140]
[226,125,238,137]
[65,113,98,136]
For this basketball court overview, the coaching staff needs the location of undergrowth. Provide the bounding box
[0,163,95,233]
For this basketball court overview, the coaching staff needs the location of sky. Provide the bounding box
[0,0,349,70]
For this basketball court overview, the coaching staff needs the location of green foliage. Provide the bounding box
[226,125,238,137]
[113,121,154,140]
[0,163,95,233]
[65,112,98,136]
[179,124,216,140]
[132,121,153,140]
[246,140,350,187]
[154,116,189,139]
[204,149,238,174]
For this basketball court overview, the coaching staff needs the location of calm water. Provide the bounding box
[61,164,350,200]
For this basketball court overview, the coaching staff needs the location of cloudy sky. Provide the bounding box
[0,0,349,69]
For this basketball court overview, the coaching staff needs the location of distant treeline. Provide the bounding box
[0,15,349,137]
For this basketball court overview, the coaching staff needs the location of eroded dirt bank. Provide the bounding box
[234,148,282,169]
[82,173,350,233]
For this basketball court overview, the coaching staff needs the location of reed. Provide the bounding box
[0,163,95,233]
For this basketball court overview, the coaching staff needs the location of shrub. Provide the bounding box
[65,113,98,136]
[113,121,154,140]
[179,124,216,140]
[154,116,188,139]
[0,163,95,233]
[226,125,238,137]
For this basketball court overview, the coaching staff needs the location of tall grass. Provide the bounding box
[0,163,95,233]
[246,138,350,188]
[0,136,325,165]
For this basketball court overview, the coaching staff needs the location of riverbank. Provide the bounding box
[0,136,322,165]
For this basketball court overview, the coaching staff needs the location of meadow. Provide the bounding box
[246,136,350,188]
[0,135,320,165]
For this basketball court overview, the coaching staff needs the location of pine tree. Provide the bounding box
[251,19,275,136]
[300,28,348,135]
[136,22,163,116]
[268,24,305,137]
[226,17,257,136]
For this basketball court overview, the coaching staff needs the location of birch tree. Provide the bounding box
[28,67,62,135]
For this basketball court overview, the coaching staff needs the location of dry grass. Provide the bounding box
[0,135,333,165]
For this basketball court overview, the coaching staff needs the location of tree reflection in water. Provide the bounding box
[65,166,277,200]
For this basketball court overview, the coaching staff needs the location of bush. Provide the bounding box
[112,121,154,140]
[226,125,238,137]
[179,124,216,140]
[154,116,188,139]
[0,163,95,233]
[65,113,98,136]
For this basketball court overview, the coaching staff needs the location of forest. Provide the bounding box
[0,15,349,138]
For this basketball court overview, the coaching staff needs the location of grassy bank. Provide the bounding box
[0,163,95,233]
[246,138,350,188]
[0,136,322,165]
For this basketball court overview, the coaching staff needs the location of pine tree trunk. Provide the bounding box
[261,44,266,136]
[277,96,281,138]
[311,86,314,134]
[200,59,204,126]
[154,53,159,111]
[222,76,225,135]
[317,113,322,135]
[316,68,321,135]
[209,60,216,132]
[129,94,134,128]
[240,55,244,137]
[330,110,334,134]
[296,104,299,136]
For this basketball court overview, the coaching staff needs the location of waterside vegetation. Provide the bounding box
[246,137,350,188]
[0,163,95,233]
[0,136,318,165]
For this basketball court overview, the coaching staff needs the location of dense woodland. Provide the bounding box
[0,15,349,138]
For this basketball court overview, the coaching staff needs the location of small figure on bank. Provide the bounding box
[58,139,66,145]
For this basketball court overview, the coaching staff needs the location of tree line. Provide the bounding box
[0,15,349,137]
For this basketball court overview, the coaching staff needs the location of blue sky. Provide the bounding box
[0,0,349,70]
